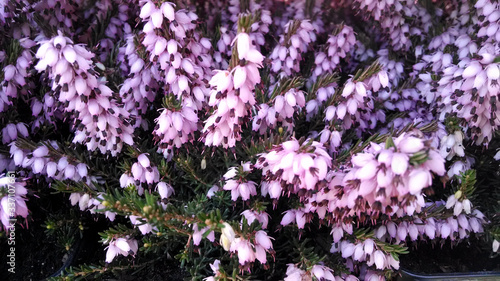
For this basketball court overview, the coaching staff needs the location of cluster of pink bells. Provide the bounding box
[0,0,499,280]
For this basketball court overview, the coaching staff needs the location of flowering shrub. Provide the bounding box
[1,0,499,280]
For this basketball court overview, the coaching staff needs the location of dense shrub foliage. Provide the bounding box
[0,0,499,280]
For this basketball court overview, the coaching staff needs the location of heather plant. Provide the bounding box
[0,0,499,280]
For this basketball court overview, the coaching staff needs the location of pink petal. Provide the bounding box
[236,33,250,60]
[373,250,386,269]
[151,10,164,28]
[115,238,131,252]
[88,99,101,115]
[154,38,167,55]
[255,230,273,249]
[462,61,482,79]
[246,49,264,65]
[106,245,118,263]
[46,162,57,177]
[138,154,150,168]
[342,81,355,97]
[3,65,16,81]
[391,153,408,175]
[281,210,295,226]
[233,66,247,89]
[398,137,424,153]
[161,2,175,21]
[62,46,76,63]
[355,160,378,180]
[408,169,431,195]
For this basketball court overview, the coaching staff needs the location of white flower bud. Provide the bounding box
[33,158,45,173]
[130,59,144,74]
[255,230,273,249]
[62,46,76,63]
[236,33,250,60]
[79,193,90,210]
[154,37,167,55]
[33,146,49,158]
[69,193,81,206]
[137,153,150,168]
[463,199,472,214]
[341,241,355,258]
[220,232,233,251]
[46,162,57,177]
[139,1,154,19]
[373,250,386,269]
[342,81,355,97]
[462,61,482,79]
[157,182,174,199]
[115,238,131,252]
[64,164,76,179]
[151,9,164,28]
[3,65,16,81]
[167,39,178,54]
[77,163,88,178]
[131,163,143,178]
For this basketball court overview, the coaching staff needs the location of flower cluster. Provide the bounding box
[253,87,306,134]
[230,230,273,265]
[284,263,340,281]
[138,1,214,154]
[354,0,433,51]
[222,162,257,201]
[10,142,94,184]
[217,222,274,267]
[256,139,332,196]
[118,35,158,130]
[88,2,133,62]
[374,210,486,243]
[1,1,500,280]
[202,25,264,148]
[0,38,34,113]
[119,153,160,195]
[313,25,356,78]
[2,123,28,144]
[105,236,139,263]
[0,174,28,231]
[323,67,389,132]
[270,20,315,78]
[440,131,465,160]
[33,0,80,33]
[153,104,198,151]
[322,133,445,223]
[241,209,269,229]
[34,32,134,155]
[334,239,399,271]
[436,44,500,145]
[139,0,212,108]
